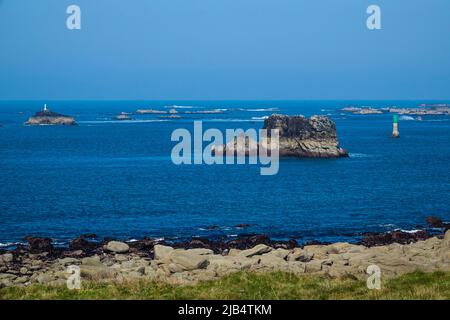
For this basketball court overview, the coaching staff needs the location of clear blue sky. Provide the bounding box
[1,0,449,100]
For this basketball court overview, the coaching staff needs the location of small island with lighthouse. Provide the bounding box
[25,104,77,126]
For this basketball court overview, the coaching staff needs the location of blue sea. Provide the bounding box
[0,100,449,247]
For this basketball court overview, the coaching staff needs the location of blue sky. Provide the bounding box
[0,0,449,100]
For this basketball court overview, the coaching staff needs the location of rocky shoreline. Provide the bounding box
[1,217,449,289]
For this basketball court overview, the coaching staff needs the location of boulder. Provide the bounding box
[169,251,209,271]
[81,255,103,267]
[263,248,290,259]
[154,245,174,261]
[287,249,313,262]
[58,257,80,266]
[114,254,129,262]
[80,265,117,280]
[168,263,185,273]
[186,248,214,255]
[239,244,272,258]
[257,255,288,269]
[1,253,14,263]
[443,229,450,239]
[36,273,55,284]
[103,241,129,253]
[305,260,323,273]
[444,230,450,245]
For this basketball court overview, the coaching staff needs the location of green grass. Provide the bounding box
[1,271,449,300]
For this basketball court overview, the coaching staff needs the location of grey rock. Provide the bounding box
[104,241,130,253]
[186,248,214,255]
[80,265,117,280]
[14,276,29,284]
[114,254,129,262]
[170,251,209,271]
[305,261,323,273]
[81,255,103,267]
[58,257,80,266]
[1,253,14,263]
[288,249,314,262]
[168,263,185,273]
[154,245,174,261]
[36,274,54,284]
[239,244,272,258]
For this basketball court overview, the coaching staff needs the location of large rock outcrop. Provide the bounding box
[25,109,76,126]
[263,114,348,158]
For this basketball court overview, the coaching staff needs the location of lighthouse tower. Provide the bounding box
[392,115,400,138]
[43,104,48,111]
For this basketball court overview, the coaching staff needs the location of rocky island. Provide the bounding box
[263,114,348,158]
[213,115,348,158]
[25,105,76,126]
[341,105,450,116]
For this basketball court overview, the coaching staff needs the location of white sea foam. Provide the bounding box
[0,242,24,248]
[394,229,422,234]
[379,224,397,228]
[399,116,415,121]
[349,153,373,158]
[251,116,269,120]
[239,108,279,112]
[79,120,170,124]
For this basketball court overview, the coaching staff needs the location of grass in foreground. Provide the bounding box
[1,271,449,300]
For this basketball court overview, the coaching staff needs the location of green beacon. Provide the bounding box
[392,115,400,138]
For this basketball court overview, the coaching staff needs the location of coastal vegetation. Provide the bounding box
[1,271,449,300]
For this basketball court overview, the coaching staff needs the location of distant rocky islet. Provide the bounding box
[25,105,76,126]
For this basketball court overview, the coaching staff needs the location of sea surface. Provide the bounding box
[0,100,449,247]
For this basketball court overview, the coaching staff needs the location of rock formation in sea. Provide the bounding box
[263,114,348,158]
[25,105,76,126]
[212,114,348,158]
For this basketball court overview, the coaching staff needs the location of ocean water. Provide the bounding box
[0,100,449,247]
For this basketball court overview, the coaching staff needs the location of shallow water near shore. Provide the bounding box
[0,100,449,247]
